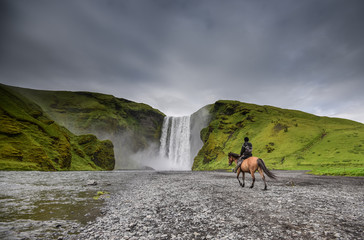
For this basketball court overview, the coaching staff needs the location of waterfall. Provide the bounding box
[159,116,191,170]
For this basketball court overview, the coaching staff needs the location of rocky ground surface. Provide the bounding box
[1,170,363,239]
[71,170,363,240]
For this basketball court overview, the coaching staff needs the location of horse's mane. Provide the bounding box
[228,152,240,158]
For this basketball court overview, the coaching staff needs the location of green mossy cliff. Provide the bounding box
[2,83,364,175]
[192,100,364,176]
[8,85,165,169]
[0,84,115,171]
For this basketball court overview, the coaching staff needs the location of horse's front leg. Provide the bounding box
[236,169,244,188]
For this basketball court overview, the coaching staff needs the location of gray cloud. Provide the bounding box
[1,0,364,122]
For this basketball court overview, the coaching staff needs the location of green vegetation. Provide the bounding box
[2,83,363,176]
[192,100,364,176]
[93,191,110,200]
[0,84,115,171]
[13,86,165,169]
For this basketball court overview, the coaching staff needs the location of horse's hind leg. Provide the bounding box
[241,171,245,187]
[250,170,255,188]
[258,168,267,190]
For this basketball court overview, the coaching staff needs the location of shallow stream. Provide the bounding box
[0,171,120,239]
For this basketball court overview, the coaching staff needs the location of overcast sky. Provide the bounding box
[1,0,364,123]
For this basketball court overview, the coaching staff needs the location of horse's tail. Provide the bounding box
[257,158,277,179]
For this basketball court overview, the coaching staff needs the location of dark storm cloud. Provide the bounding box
[1,0,364,122]
[1,1,163,83]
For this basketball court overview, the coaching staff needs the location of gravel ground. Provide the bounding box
[67,170,364,240]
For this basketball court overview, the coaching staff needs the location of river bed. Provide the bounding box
[0,170,363,239]
[0,171,118,239]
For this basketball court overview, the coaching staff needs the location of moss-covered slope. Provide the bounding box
[10,86,165,169]
[3,83,363,175]
[192,100,364,176]
[0,84,115,171]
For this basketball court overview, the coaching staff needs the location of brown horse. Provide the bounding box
[228,152,276,190]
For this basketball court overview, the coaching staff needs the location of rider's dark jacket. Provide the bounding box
[240,141,253,160]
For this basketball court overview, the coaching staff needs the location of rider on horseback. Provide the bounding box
[234,137,253,172]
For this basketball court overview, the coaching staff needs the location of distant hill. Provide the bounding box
[0,84,115,171]
[192,100,364,176]
[1,84,363,175]
[7,84,165,169]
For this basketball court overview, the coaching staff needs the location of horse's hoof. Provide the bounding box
[250,186,254,189]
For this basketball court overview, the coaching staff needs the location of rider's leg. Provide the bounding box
[234,159,242,172]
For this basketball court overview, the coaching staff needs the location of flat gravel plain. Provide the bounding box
[70,170,363,240]
[1,170,363,239]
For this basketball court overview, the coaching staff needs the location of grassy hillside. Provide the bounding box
[0,84,115,171]
[11,86,165,169]
[2,83,363,175]
[192,100,364,176]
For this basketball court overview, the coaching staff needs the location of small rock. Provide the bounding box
[87,180,97,186]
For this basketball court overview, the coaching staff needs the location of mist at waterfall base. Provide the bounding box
[132,108,211,171]
[131,116,192,171]
[159,116,192,170]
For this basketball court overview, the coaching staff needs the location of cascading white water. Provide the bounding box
[159,116,191,170]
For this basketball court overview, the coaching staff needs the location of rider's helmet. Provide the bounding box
[244,137,249,142]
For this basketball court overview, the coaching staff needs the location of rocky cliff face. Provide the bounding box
[12,86,165,169]
[190,105,212,163]
[0,84,115,171]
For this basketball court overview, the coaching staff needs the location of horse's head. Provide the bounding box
[228,152,239,166]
